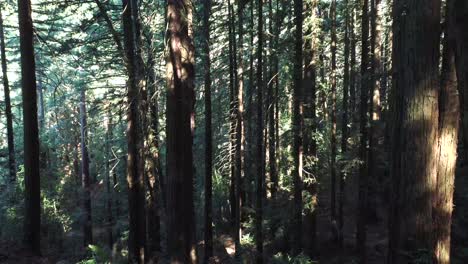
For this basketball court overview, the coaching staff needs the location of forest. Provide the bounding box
[0,0,467,263]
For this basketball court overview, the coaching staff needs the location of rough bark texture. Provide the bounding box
[80,88,93,247]
[18,0,41,255]
[105,108,114,249]
[166,0,196,262]
[202,0,213,261]
[292,0,303,255]
[0,6,16,183]
[122,0,146,262]
[433,2,459,263]
[388,0,441,262]
[453,0,468,160]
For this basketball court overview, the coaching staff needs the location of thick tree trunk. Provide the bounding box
[350,3,357,125]
[357,0,370,262]
[255,0,264,261]
[80,88,93,247]
[0,7,16,183]
[122,0,146,262]
[18,0,41,254]
[292,0,303,255]
[433,2,459,263]
[388,0,441,262]
[453,0,468,161]
[166,0,196,262]
[202,0,213,261]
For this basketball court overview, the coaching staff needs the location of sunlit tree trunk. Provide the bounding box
[166,0,196,262]
[434,2,459,263]
[18,0,41,254]
[0,7,16,183]
[388,0,441,262]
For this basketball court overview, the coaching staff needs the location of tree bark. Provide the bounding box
[330,0,338,230]
[18,0,41,254]
[202,0,213,261]
[122,0,146,262]
[339,0,350,250]
[356,0,370,261]
[433,2,459,263]
[0,6,16,183]
[79,88,93,247]
[292,0,304,255]
[255,0,264,261]
[166,0,196,262]
[105,107,114,249]
[388,0,442,262]
[235,1,246,257]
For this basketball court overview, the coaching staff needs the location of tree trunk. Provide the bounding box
[292,0,303,255]
[255,0,264,261]
[80,88,93,247]
[350,3,357,125]
[122,0,146,262]
[339,0,350,250]
[105,108,114,249]
[202,0,213,261]
[330,0,337,229]
[144,33,161,257]
[0,6,16,183]
[388,0,441,262]
[166,0,196,262]
[433,2,459,263]
[18,0,41,254]
[453,0,468,161]
[356,0,370,262]
[235,1,246,257]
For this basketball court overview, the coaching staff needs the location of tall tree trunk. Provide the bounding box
[339,0,350,250]
[453,0,468,161]
[303,0,318,255]
[122,0,146,262]
[166,0,196,262]
[350,3,357,125]
[18,0,41,254]
[37,78,45,131]
[202,0,213,261]
[80,88,93,247]
[105,107,114,249]
[228,0,237,228]
[330,0,337,229]
[356,0,370,261]
[255,0,264,261]
[144,34,161,257]
[433,2,459,263]
[235,1,246,257]
[0,6,16,183]
[292,0,303,255]
[388,0,441,262]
